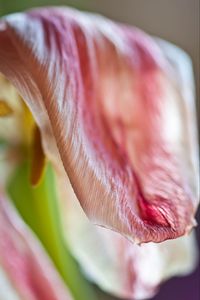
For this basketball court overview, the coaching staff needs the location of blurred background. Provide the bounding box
[0,1,199,300]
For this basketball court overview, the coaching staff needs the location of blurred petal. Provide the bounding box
[57,168,198,300]
[0,7,198,243]
[7,161,98,300]
[0,74,24,145]
[0,192,72,300]
[0,267,21,300]
[155,38,199,208]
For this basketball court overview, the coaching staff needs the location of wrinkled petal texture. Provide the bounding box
[0,7,199,243]
[57,166,198,300]
[0,192,72,300]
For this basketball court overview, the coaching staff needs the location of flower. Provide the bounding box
[0,6,199,300]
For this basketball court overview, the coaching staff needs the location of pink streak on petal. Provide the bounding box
[0,7,198,243]
[0,192,72,300]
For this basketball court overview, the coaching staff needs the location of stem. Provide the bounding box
[7,160,98,300]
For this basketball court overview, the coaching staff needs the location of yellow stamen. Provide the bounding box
[0,100,13,117]
[20,99,35,145]
[30,125,46,186]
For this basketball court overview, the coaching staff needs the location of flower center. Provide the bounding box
[0,73,46,186]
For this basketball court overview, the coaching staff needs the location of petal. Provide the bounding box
[0,192,72,300]
[0,267,21,300]
[57,167,198,300]
[0,7,199,243]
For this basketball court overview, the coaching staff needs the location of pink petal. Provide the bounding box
[0,7,198,243]
[57,166,198,299]
[0,192,72,300]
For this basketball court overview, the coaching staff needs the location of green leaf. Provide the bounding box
[7,160,98,300]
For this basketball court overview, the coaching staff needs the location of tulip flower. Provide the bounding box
[0,6,199,300]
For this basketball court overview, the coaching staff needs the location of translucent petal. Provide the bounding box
[57,166,198,299]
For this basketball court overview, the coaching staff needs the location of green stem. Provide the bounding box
[7,160,97,300]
